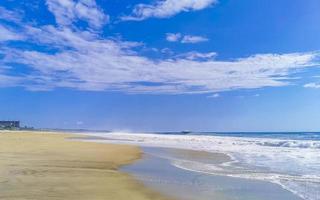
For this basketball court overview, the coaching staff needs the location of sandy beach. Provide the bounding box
[0,131,170,200]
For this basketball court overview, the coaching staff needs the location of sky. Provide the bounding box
[0,0,320,132]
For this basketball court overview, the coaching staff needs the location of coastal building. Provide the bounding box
[0,121,20,129]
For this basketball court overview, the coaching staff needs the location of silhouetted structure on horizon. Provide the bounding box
[0,121,20,129]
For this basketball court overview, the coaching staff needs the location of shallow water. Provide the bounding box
[122,147,303,200]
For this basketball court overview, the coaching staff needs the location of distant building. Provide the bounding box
[0,121,20,129]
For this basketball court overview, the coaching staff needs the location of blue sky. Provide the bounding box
[0,0,320,131]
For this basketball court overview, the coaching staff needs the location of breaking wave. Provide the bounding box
[256,140,320,149]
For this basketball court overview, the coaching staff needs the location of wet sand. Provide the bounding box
[0,131,170,200]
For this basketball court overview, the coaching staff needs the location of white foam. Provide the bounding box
[78,132,320,200]
[256,140,320,149]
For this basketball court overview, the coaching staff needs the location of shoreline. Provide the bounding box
[0,131,171,200]
[75,132,308,200]
[79,131,319,200]
[123,146,303,200]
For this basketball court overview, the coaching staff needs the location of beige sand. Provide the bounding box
[0,131,170,200]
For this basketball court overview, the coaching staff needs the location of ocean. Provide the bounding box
[78,131,320,200]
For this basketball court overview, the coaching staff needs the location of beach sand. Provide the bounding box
[0,131,170,200]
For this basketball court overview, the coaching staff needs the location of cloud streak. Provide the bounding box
[0,6,22,22]
[166,33,209,43]
[208,93,220,98]
[122,0,218,21]
[181,35,208,43]
[46,0,109,28]
[304,83,320,89]
[166,33,181,42]
[0,25,23,41]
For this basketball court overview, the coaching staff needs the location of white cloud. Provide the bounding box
[0,6,22,22]
[0,25,23,41]
[181,35,208,43]
[46,0,109,28]
[3,31,319,94]
[208,93,220,98]
[122,0,218,21]
[304,83,320,89]
[0,4,320,94]
[176,51,217,60]
[0,67,22,87]
[166,33,181,42]
[0,75,18,87]
[166,33,209,44]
